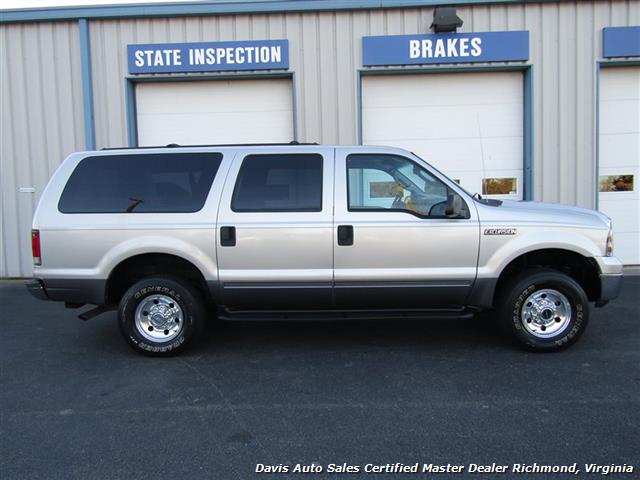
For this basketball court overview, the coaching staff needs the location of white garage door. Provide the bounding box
[136,78,294,146]
[362,71,524,200]
[598,67,640,265]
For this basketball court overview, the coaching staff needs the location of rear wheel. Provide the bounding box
[498,269,590,351]
[118,276,206,356]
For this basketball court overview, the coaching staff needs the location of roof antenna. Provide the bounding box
[476,112,486,200]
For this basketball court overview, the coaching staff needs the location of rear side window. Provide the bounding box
[58,153,222,213]
[231,154,323,212]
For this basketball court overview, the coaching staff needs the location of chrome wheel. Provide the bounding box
[134,294,183,343]
[521,288,572,338]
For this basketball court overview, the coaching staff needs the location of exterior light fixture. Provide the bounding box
[430,7,463,33]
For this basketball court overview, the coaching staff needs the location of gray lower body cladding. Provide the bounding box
[26,278,106,305]
[599,274,623,303]
[220,280,473,309]
[25,274,623,310]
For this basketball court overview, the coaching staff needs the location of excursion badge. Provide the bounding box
[484,228,517,236]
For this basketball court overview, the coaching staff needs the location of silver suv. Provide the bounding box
[26,144,623,355]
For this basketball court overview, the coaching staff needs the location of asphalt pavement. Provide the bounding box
[1,277,638,479]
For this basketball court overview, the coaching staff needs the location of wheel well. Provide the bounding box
[494,249,601,304]
[106,253,210,305]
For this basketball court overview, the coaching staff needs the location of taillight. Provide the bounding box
[31,229,41,265]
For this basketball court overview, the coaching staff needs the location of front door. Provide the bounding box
[216,148,334,308]
[333,148,480,308]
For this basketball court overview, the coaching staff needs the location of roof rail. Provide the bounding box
[100,141,319,151]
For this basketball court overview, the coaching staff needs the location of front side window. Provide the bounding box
[232,154,323,212]
[58,153,222,213]
[347,154,467,218]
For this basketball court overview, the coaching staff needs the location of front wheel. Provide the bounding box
[498,269,590,351]
[118,276,206,356]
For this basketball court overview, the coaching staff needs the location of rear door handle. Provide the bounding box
[337,225,353,246]
[220,226,236,247]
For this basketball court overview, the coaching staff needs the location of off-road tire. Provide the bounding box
[498,269,590,351]
[118,276,206,356]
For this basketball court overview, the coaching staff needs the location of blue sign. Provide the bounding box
[363,31,529,66]
[603,26,640,58]
[127,39,289,74]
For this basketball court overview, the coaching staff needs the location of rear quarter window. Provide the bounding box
[58,153,222,213]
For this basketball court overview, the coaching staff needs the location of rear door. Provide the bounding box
[333,148,480,308]
[216,147,334,308]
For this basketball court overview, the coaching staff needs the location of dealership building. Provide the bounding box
[1,0,638,277]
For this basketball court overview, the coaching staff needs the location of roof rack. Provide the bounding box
[100,141,319,151]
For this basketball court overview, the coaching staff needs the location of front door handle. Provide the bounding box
[220,226,236,247]
[337,225,353,246]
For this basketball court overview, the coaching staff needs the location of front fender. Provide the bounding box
[477,228,603,279]
[467,229,604,309]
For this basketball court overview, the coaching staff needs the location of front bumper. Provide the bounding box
[595,256,624,275]
[25,278,50,301]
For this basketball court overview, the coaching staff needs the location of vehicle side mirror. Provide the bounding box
[445,192,464,218]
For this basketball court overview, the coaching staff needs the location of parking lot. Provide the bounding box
[1,277,638,479]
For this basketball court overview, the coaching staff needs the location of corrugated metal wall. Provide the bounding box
[89,1,639,204]
[0,21,85,277]
[1,1,639,276]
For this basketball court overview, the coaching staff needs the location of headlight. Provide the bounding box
[606,224,614,257]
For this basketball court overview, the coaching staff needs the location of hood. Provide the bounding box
[476,200,611,230]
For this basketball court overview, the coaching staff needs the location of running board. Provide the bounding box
[217,307,476,322]
[78,305,115,321]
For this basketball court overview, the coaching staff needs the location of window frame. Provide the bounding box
[57,152,223,214]
[230,153,324,213]
[345,153,470,220]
